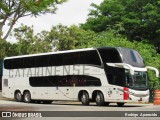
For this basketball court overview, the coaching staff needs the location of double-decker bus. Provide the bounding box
[2,47,159,106]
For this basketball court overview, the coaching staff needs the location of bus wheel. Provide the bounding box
[24,91,32,103]
[81,92,89,105]
[117,103,125,107]
[95,92,105,106]
[15,91,23,102]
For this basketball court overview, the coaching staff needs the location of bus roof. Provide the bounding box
[4,47,96,60]
[4,46,137,60]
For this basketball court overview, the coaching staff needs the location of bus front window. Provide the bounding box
[125,70,133,87]
[133,71,148,90]
[125,70,148,90]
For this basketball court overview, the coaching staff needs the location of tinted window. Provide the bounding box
[97,48,126,87]
[3,79,8,87]
[106,67,126,86]
[4,50,101,69]
[63,50,101,66]
[98,48,122,63]
[29,75,101,87]
[30,76,59,87]
[118,48,145,67]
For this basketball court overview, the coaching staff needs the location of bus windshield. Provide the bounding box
[125,70,149,90]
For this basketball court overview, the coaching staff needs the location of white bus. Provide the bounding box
[2,47,159,106]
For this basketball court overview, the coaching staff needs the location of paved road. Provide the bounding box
[0,99,160,119]
[0,91,160,120]
[0,99,158,111]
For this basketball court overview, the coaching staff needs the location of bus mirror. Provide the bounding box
[106,63,134,75]
[146,66,159,77]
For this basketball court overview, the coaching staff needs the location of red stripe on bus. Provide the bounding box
[124,87,129,100]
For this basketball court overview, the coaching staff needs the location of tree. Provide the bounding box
[45,24,97,51]
[82,0,160,51]
[0,40,11,79]
[12,24,52,55]
[0,0,66,40]
[0,24,53,90]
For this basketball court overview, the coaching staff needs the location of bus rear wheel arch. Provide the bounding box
[23,91,32,103]
[14,90,23,102]
[78,91,89,105]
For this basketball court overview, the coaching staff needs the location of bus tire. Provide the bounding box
[117,103,125,107]
[15,91,23,102]
[95,92,105,106]
[81,92,89,105]
[24,91,32,103]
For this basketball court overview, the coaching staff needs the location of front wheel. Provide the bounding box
[95,92,105,106]
[81,92,89,105]
[24,91,32,103]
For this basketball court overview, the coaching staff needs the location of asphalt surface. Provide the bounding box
[0,91,160,120]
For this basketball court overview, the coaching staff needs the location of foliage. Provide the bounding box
[0,0,66,40]
[0,24,52,76]
[44,24,97,51]
[0,39,13,76]
[12,24,52,55]
[82,0,160,51]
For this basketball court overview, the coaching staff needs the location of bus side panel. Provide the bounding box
[2,68,10,98]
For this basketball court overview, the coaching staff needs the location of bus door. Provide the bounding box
[107,86,123,100]
[106,72,124,100]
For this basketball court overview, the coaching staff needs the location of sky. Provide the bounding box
[4,0,102,42]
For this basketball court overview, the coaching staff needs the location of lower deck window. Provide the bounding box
[29,75,101,87]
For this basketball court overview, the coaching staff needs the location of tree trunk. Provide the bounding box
[0,22,3,40]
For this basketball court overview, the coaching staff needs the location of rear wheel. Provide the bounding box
[81,92,89,105]
[24,91,32,103]
[117,103,125,107]
[95,92,105,106]
[15,91,23,102]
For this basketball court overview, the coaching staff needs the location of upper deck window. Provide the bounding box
[98,48,122,63]
[4,50,101,69]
